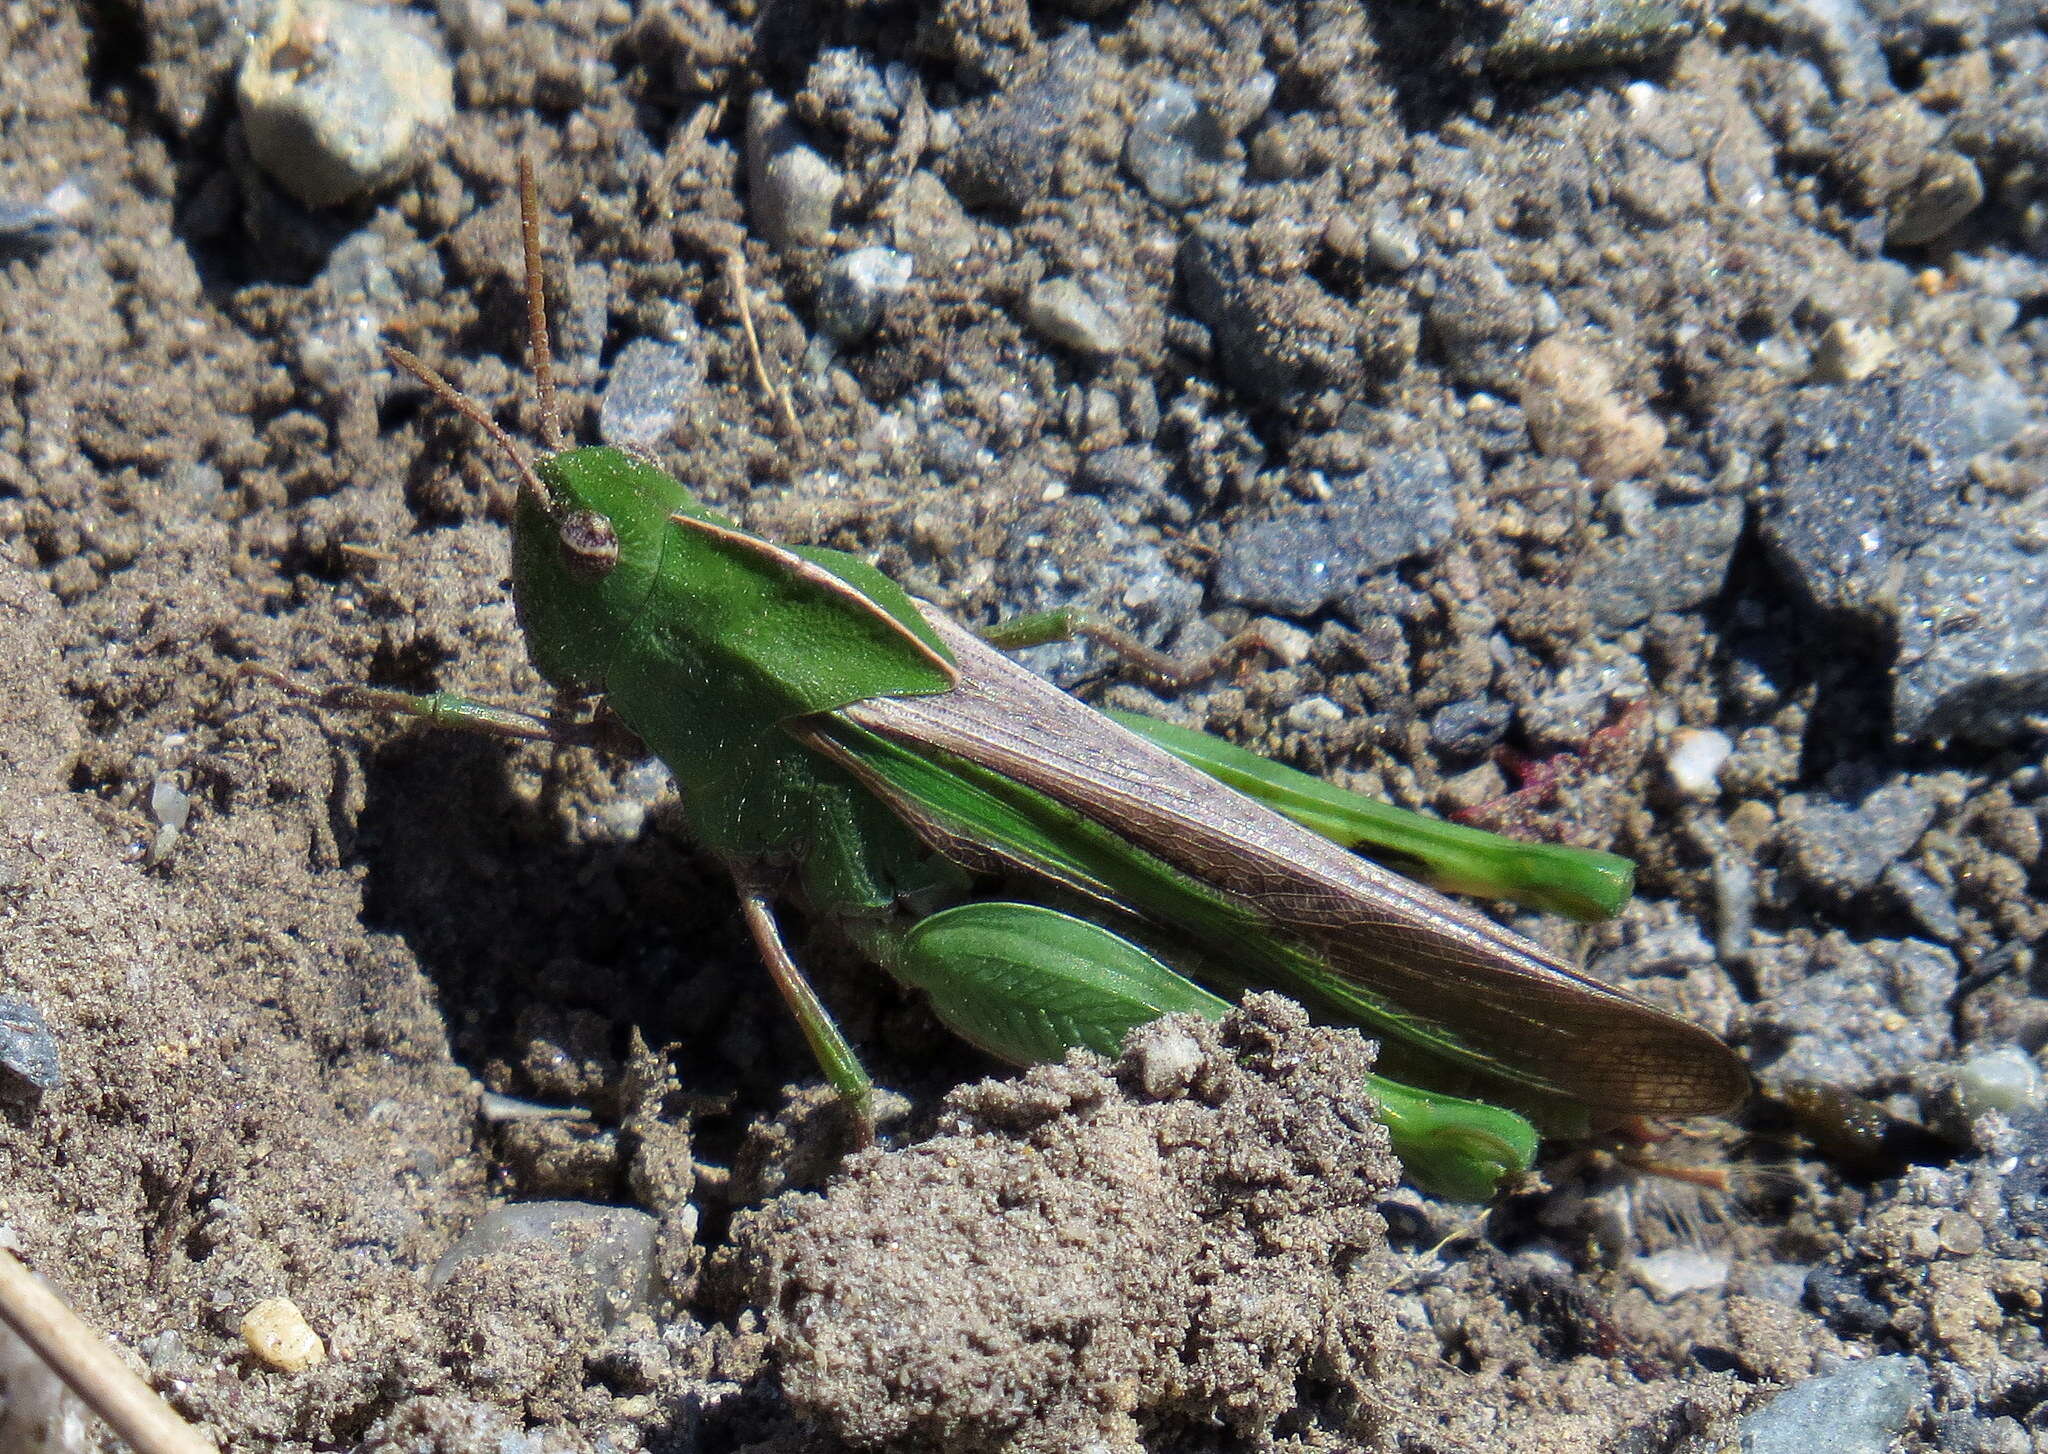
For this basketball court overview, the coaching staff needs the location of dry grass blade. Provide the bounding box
[0,1248,217,1454]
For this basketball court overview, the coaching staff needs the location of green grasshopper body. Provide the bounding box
[286,164,1745,1200]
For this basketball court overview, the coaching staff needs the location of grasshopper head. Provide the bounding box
[512,444,699,693]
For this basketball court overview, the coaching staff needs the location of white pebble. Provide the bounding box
[238,0,455,209]
[241,1297,327,1371]
[1633,1247,1730,1300]
[1954,1046,2043,1118]
[1283,695,1345,730]
[1664,727,1732,798]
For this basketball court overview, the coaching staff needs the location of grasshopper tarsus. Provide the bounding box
[980,609,1278,690]
[239,662,621,751]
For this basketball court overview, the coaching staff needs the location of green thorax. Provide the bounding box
[509,445,957,874]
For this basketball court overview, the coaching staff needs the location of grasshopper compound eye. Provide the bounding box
[558,510,619,581]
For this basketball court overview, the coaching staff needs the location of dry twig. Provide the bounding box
[0,1247,217,1454]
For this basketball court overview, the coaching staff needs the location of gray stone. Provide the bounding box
[1179,228,1362,407]
[996,498,1203,686]
[1579,493,1743,631]
[1426,251,1536,394]
[1738,1356,1929,1454]
[1364,207,1421,272]
[1429,698,1514,757]
[1486,0,1697,75]
[815,246,913,343]
[1214,448,1459,617]
[1075,446,1184,522]
[1021,277,1124,358]
[886,172,976,270]
[0,995,59,1100]
[746,91,842,251]
[1880,860,1961,941]
[1122,82,1226,209]
[1891,501,2048,745]
[432,1201,661,1332]
[1778,772,1937,898]
[944,32,1099,211]
[0,197,65,260]
[237,0,454,209]
[1752,935,1956,1091]
[599,337,706,450]
[1755,369,2027,630]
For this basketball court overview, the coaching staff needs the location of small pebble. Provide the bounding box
[1021,277,1124,359]
[1738,1356,1928,1454]
[1887,151,1983,246]
[1255,619,1313,667]
[1519,335,1667,483]
[1952,1046,2043,1118]
[0,995,60,1100]
[1632,1247,1730,1300]
[240,1297,327,1371]
[1125,1021,1205,1097]
[147,772,191,866]
[1430,698,1513,758]
[1283,695,1345,730]
[815,246,913,343]
[1122,82,1224,209]
[1811,319,1894,383]
[745,92,841,251]
[1664,727,1732,798]
[1364,207,1421,271]
[599,336,706,450]
[237,0,456,209]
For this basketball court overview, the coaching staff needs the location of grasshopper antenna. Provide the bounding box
[516,155,566,454]
[384,344,555,516]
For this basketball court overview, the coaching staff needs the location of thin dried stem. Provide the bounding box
[0,1247,218,1454]
[516,155,566,453]
[723,249,806,453]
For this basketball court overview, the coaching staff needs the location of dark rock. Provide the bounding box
[945,32,1100,211]
[1179,228,1364,407]
[1891,501,2048,745]
[1755,369,2026,631]
[1751,935,1956,1090]
[1779,771,1937,898]
[0,197,65,260]
[1802,1262,1892,1338]
[816,247,914,343]
[1429,698,1514,757]
[1214,448,1458,617]
[0,994,59,1101]
[1579,492,1744,631]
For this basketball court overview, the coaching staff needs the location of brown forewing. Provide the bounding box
[825,607,1747,1118]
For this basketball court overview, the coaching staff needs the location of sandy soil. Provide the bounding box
[1,0,2045,1449]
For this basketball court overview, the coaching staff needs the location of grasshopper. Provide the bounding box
[254,161,1745,1200]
